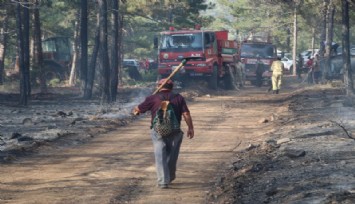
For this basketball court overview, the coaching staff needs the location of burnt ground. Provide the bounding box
[0,77,355,204]
[207,82,355,204]
[0,86,148,160]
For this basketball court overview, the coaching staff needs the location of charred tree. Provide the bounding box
[33,0,46,92]
[69,11,80,87]
[292,3,297,76]
[23,0,30,96]
[0,10,8,85]
[80,0,88,96]
[84,13,100,99]
[23,0,30,97]
[118,14,124,86]
[110,0,119,102]
[98,0,111,104]
[319,0,329,58]
[324,1,335,81]
[16,1,28,105]
[342,0,354,96]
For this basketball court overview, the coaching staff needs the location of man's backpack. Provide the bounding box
[151,93,180,137]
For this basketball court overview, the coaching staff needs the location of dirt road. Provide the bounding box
[1,77,354,204]
[0,79,285,203]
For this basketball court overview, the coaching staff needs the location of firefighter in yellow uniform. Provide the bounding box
[270,57,284,94]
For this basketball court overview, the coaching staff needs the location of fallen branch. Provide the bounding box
[329,120,355,140]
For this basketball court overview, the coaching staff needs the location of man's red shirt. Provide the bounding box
[138,90,190,125]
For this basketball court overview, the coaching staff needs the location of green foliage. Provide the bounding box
[40,0,80,37]
[213,0,355,53]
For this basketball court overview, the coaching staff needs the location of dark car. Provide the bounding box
[122,59,142,80]
[123,59,140,69]
[329,45,355,79]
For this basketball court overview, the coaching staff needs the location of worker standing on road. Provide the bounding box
[133,78,194,189]
[270,57,284,94]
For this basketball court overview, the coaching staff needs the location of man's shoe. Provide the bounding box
[276,90,279,94]
[158,184,168,189]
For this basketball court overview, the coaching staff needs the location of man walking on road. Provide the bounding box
[270,57,284,94]
[133,78,194,189]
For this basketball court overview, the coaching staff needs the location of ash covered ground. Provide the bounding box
[0,81,209,161]
[207,82,355,204]
[1,78,355,204]
[0,85,152,159]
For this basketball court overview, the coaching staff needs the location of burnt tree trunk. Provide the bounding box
[69,11,80,86]
[80,0,88,96]
[33,0,46,92]
[110,0,119,101]
[324,1,335,81]
[23,0,30,97]
[16,2,28,105]
[85,13,100,99]
[292,4,297,76]
[98,0,111,104]
[319,0,329,58]
[118,14,124,86]
[0,10,8,85]
[342,0,354,96]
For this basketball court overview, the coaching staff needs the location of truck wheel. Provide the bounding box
[43,60,64,82]
[208,65,218,89]
[45,71,61,81]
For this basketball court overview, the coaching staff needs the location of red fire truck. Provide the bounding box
[154,26,239,89]
[240,32,277,86]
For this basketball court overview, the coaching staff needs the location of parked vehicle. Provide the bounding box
[154,26,239,89]
[281,53,293,74]
[123,59,140,69]
[240,32,277,86]
[42,36,72,80]
[329,45,355,79]
[122,59,142,80]
[5,36,72,81]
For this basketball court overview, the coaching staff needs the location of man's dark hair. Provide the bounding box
[162,83,173,90]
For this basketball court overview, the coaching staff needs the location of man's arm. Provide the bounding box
[182,111,194,139]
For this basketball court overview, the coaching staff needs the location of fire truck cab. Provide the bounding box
[155,26,239,89]
[240,32,277,86]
